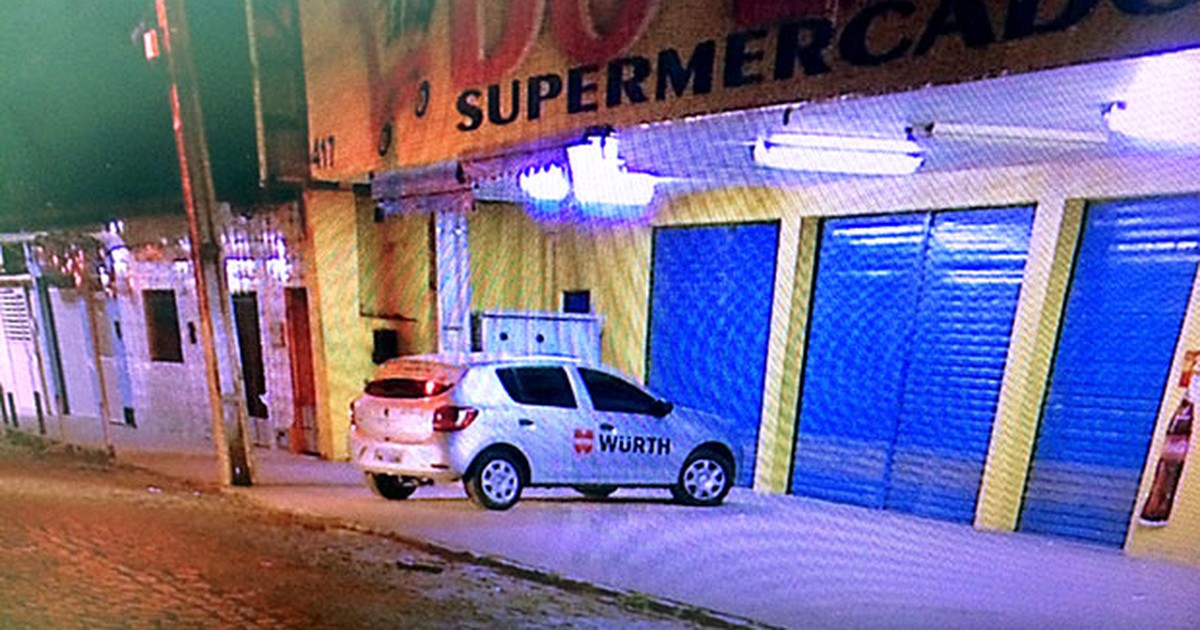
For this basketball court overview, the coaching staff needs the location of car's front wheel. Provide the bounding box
[466,450,524,510]
[673,449,733,506]
[365,473,418,500]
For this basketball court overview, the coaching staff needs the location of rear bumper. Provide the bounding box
[349,427,463,483]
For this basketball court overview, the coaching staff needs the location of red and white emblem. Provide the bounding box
[574,429,594,454]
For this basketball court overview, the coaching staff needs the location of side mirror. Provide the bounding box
[651,399,674,418]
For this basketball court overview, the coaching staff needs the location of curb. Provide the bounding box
[2,427,116,464]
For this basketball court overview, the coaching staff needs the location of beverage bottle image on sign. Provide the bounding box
[1140,383,1196,525]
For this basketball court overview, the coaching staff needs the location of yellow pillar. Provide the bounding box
[975,200,1083,531]
[753,216,819,493]
[303,189,373,461]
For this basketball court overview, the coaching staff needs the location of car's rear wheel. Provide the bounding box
[466,450,524,510]
[674,449,732,506]
[366,473,418,500]
[572,484,618,499]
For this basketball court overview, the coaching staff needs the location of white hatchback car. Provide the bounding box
[349,353,743,510]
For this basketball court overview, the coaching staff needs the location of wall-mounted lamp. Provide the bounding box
[752,132,925,176]
[518,164,571,202]
[517,134,661,208]
[566,136,658,206]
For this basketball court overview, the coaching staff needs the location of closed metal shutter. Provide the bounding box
[1020,196,1200,547]
[1,287,33,342]
[888,208,1035,521]
[647,222,780,487]
[791,213,928,507]
[792,208,1034,522]
[0,285,40,414]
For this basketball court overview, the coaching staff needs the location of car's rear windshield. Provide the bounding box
[364,378,452,399]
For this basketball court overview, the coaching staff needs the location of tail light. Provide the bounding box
[432,405,478,432]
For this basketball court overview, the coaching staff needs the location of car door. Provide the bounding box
[493,365,582,484]
[575,367,676,485]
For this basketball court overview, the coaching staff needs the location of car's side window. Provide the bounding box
[496,366,577,408]
[579,368,658,415]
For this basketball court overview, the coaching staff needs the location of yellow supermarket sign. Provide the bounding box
[300,0,1200,179]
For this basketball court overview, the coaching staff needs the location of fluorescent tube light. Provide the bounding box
[921,122,1109,145]
[752,133,924,176]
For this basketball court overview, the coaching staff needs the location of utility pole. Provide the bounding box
[151,0,255,486]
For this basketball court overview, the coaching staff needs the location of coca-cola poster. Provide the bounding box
[1140,355,1198,526]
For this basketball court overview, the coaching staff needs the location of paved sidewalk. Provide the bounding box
[110,446,1200,630]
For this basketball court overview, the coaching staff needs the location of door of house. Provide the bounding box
[233,292,269,445]
[285,287,318,454]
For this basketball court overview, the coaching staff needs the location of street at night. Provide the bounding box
[0,437,711,629]
[3,2,1200,628]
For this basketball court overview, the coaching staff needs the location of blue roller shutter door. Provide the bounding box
[792,208,1034,522]
[791,213,929,508]
[1020,197,1200,547]
[888,208,1035,521]
[647,222,780,487]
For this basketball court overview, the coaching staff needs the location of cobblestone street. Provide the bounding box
[0,438,712,629]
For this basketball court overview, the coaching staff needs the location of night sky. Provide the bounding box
[0,0,257,232]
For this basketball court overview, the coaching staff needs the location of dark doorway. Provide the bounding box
[233,293,269,420]
[144,289,183,363]
[285,287,318,455]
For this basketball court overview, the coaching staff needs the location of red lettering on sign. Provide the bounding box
[451,0,545,87]
[549,0,661,65]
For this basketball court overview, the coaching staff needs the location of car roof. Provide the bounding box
[375,352,585,377]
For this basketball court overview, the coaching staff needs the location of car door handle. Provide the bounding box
[518,418,535,427]
[599,423,616,433]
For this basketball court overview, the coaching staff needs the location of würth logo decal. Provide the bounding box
[599,434,671,456]
[574,429,594,454]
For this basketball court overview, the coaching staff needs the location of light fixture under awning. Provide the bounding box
[752,132,925,176]
[918,122,1109,145]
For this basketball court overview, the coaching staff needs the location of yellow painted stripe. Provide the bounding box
[975,200,1083,531]
[754,216,820,494]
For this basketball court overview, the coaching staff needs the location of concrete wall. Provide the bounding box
[356,197,439,357]
[70,205,312,451]
[120,260,213,445]
[468,202,553,314]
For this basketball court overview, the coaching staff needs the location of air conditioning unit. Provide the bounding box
[471,310,603,362]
